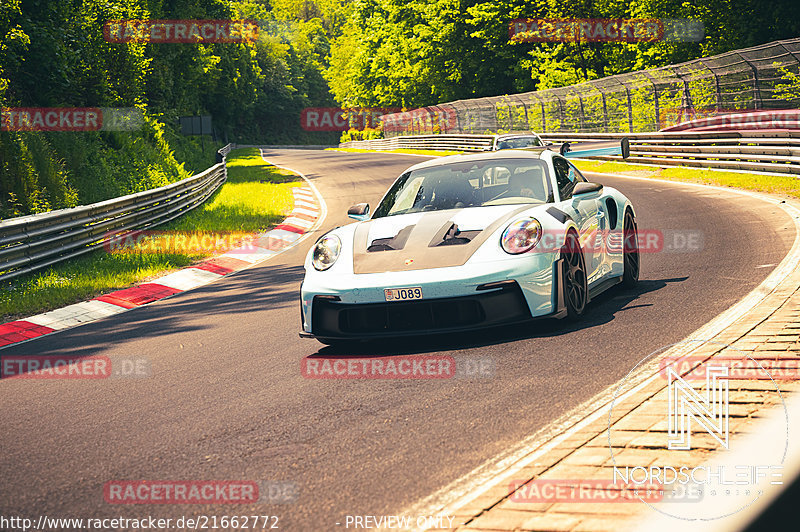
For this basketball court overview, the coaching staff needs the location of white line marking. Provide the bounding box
[266,229,303,242]
[292,207,319,217]
[281,216,314,229]
[26,300,128,329]
[221,247,277,264]
[150,267,224,291]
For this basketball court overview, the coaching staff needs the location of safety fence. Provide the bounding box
[0,144,234,282]
[379,37,800,136]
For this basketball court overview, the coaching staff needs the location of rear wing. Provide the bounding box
[491,137,631,159]
[555,138,630,159]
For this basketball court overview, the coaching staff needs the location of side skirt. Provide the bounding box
[588,275,622,301]
[551,257,568,319]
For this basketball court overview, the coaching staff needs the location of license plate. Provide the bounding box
[384,287,423,302]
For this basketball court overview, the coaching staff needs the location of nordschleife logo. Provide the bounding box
[667,365,729,450]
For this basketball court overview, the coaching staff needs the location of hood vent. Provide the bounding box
[429,222,482,247]
[367,225,414,252]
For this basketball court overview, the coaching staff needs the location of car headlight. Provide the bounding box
[312,234,342,271]
[501,218,542,254]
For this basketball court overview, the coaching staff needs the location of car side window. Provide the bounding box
[567,161,588,183]
[553,157,575,200]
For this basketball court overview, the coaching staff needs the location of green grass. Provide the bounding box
[327,147,462,156]
[0,148,298,321]
[572,160,800,199]
[169,149,298,233]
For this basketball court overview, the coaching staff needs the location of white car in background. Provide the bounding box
[491,133,545,151]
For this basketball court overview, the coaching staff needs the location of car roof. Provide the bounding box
[404,149,550,172]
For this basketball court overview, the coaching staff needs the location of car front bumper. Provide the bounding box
[300,255,564,340]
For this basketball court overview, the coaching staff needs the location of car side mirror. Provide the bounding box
[347,203,370,221]
[572,182,603,197]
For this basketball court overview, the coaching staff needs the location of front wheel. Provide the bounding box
[622,209,640,288]
[561,231,588,320]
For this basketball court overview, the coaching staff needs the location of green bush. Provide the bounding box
[0,114,198,218]
[340,127,383,143]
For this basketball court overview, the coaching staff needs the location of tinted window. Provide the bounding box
[373,159,553,218]
[495,136,543,150]
[568,161,588,183]
[553,156,576,200]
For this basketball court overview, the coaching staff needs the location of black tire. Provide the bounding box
[561,231,588,320]
[622,209,640,288]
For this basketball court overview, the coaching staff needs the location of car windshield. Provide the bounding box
[372,159,553,218]
[496,136,543,149]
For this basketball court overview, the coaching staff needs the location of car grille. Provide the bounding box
[311,281,531,337]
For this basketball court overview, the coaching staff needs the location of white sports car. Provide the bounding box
[300,140,638,344]
[491,133,545,150]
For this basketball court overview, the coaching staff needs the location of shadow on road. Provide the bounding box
[0,264,306,369]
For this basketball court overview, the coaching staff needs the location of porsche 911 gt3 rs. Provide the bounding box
[300,140,638,344]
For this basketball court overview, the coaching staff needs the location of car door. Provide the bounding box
[552,156,603,284]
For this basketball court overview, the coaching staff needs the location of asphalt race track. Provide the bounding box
[0,150,795,530]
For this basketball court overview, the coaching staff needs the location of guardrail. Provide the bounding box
[341,134,494,152]
[540,130,800,175]
[340,131,800,176]
[0,144,234,282]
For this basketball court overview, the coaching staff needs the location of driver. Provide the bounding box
[431,177,475,209]
[508,170,544,199]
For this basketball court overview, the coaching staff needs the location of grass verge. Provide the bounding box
[0,148,298,322]
[573,160,800,199]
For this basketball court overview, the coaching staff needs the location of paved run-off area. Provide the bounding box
[410,183,800,532]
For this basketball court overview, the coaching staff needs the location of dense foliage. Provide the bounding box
[326,0,800,107]
[0,0,346,217]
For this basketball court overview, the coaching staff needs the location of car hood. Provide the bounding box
[352,204,534,274]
